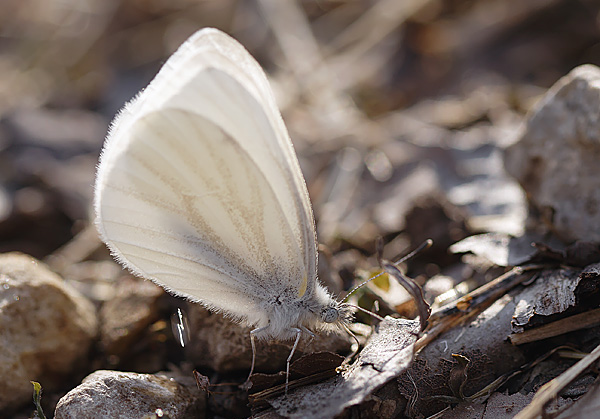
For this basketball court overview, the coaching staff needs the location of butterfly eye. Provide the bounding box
[322,307,339,323]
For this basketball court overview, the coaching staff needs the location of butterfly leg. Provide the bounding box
[300,326,315,347]
[241,326,269,390]
[341,323,360,366]
[285,327,302,395]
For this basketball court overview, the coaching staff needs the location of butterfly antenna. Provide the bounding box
[343,271,385,302]
[342,238,433,302]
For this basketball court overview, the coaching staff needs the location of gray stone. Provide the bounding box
[504,64,600,242]
[100,277,164,357]
[54,370,206,419]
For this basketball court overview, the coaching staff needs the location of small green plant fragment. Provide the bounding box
[370,270,390,291]
[30,381,47,419]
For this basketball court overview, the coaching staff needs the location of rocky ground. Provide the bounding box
[1,1,600,418]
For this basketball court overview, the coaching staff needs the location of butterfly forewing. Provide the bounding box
[95,29,317,316]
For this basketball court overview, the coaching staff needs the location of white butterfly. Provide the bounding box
[94,28,354,386]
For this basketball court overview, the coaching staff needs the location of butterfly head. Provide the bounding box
[321,306,339,323]
[320,300,354,327]
[306,281,354,332]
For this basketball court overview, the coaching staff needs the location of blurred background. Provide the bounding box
[1,0,600,263]
[3,0,600,416]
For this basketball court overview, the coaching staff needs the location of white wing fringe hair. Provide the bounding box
[94,26,354,373]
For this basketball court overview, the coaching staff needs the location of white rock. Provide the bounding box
[504,64,600,242]
[0,252,98,412]
[54,370,206,419]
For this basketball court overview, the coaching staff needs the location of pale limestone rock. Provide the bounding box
[504,64,600,242]
[54,370,205,419]
[0,252,98,412]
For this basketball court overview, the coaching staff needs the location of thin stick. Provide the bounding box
[429,266,539,323]
[377,237,431,332]
[394,239,433,265]
[514,342,600,419]
[509,307,600,345]
[416,266,536,352]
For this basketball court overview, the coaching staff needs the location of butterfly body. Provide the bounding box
[251,283,352,340]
